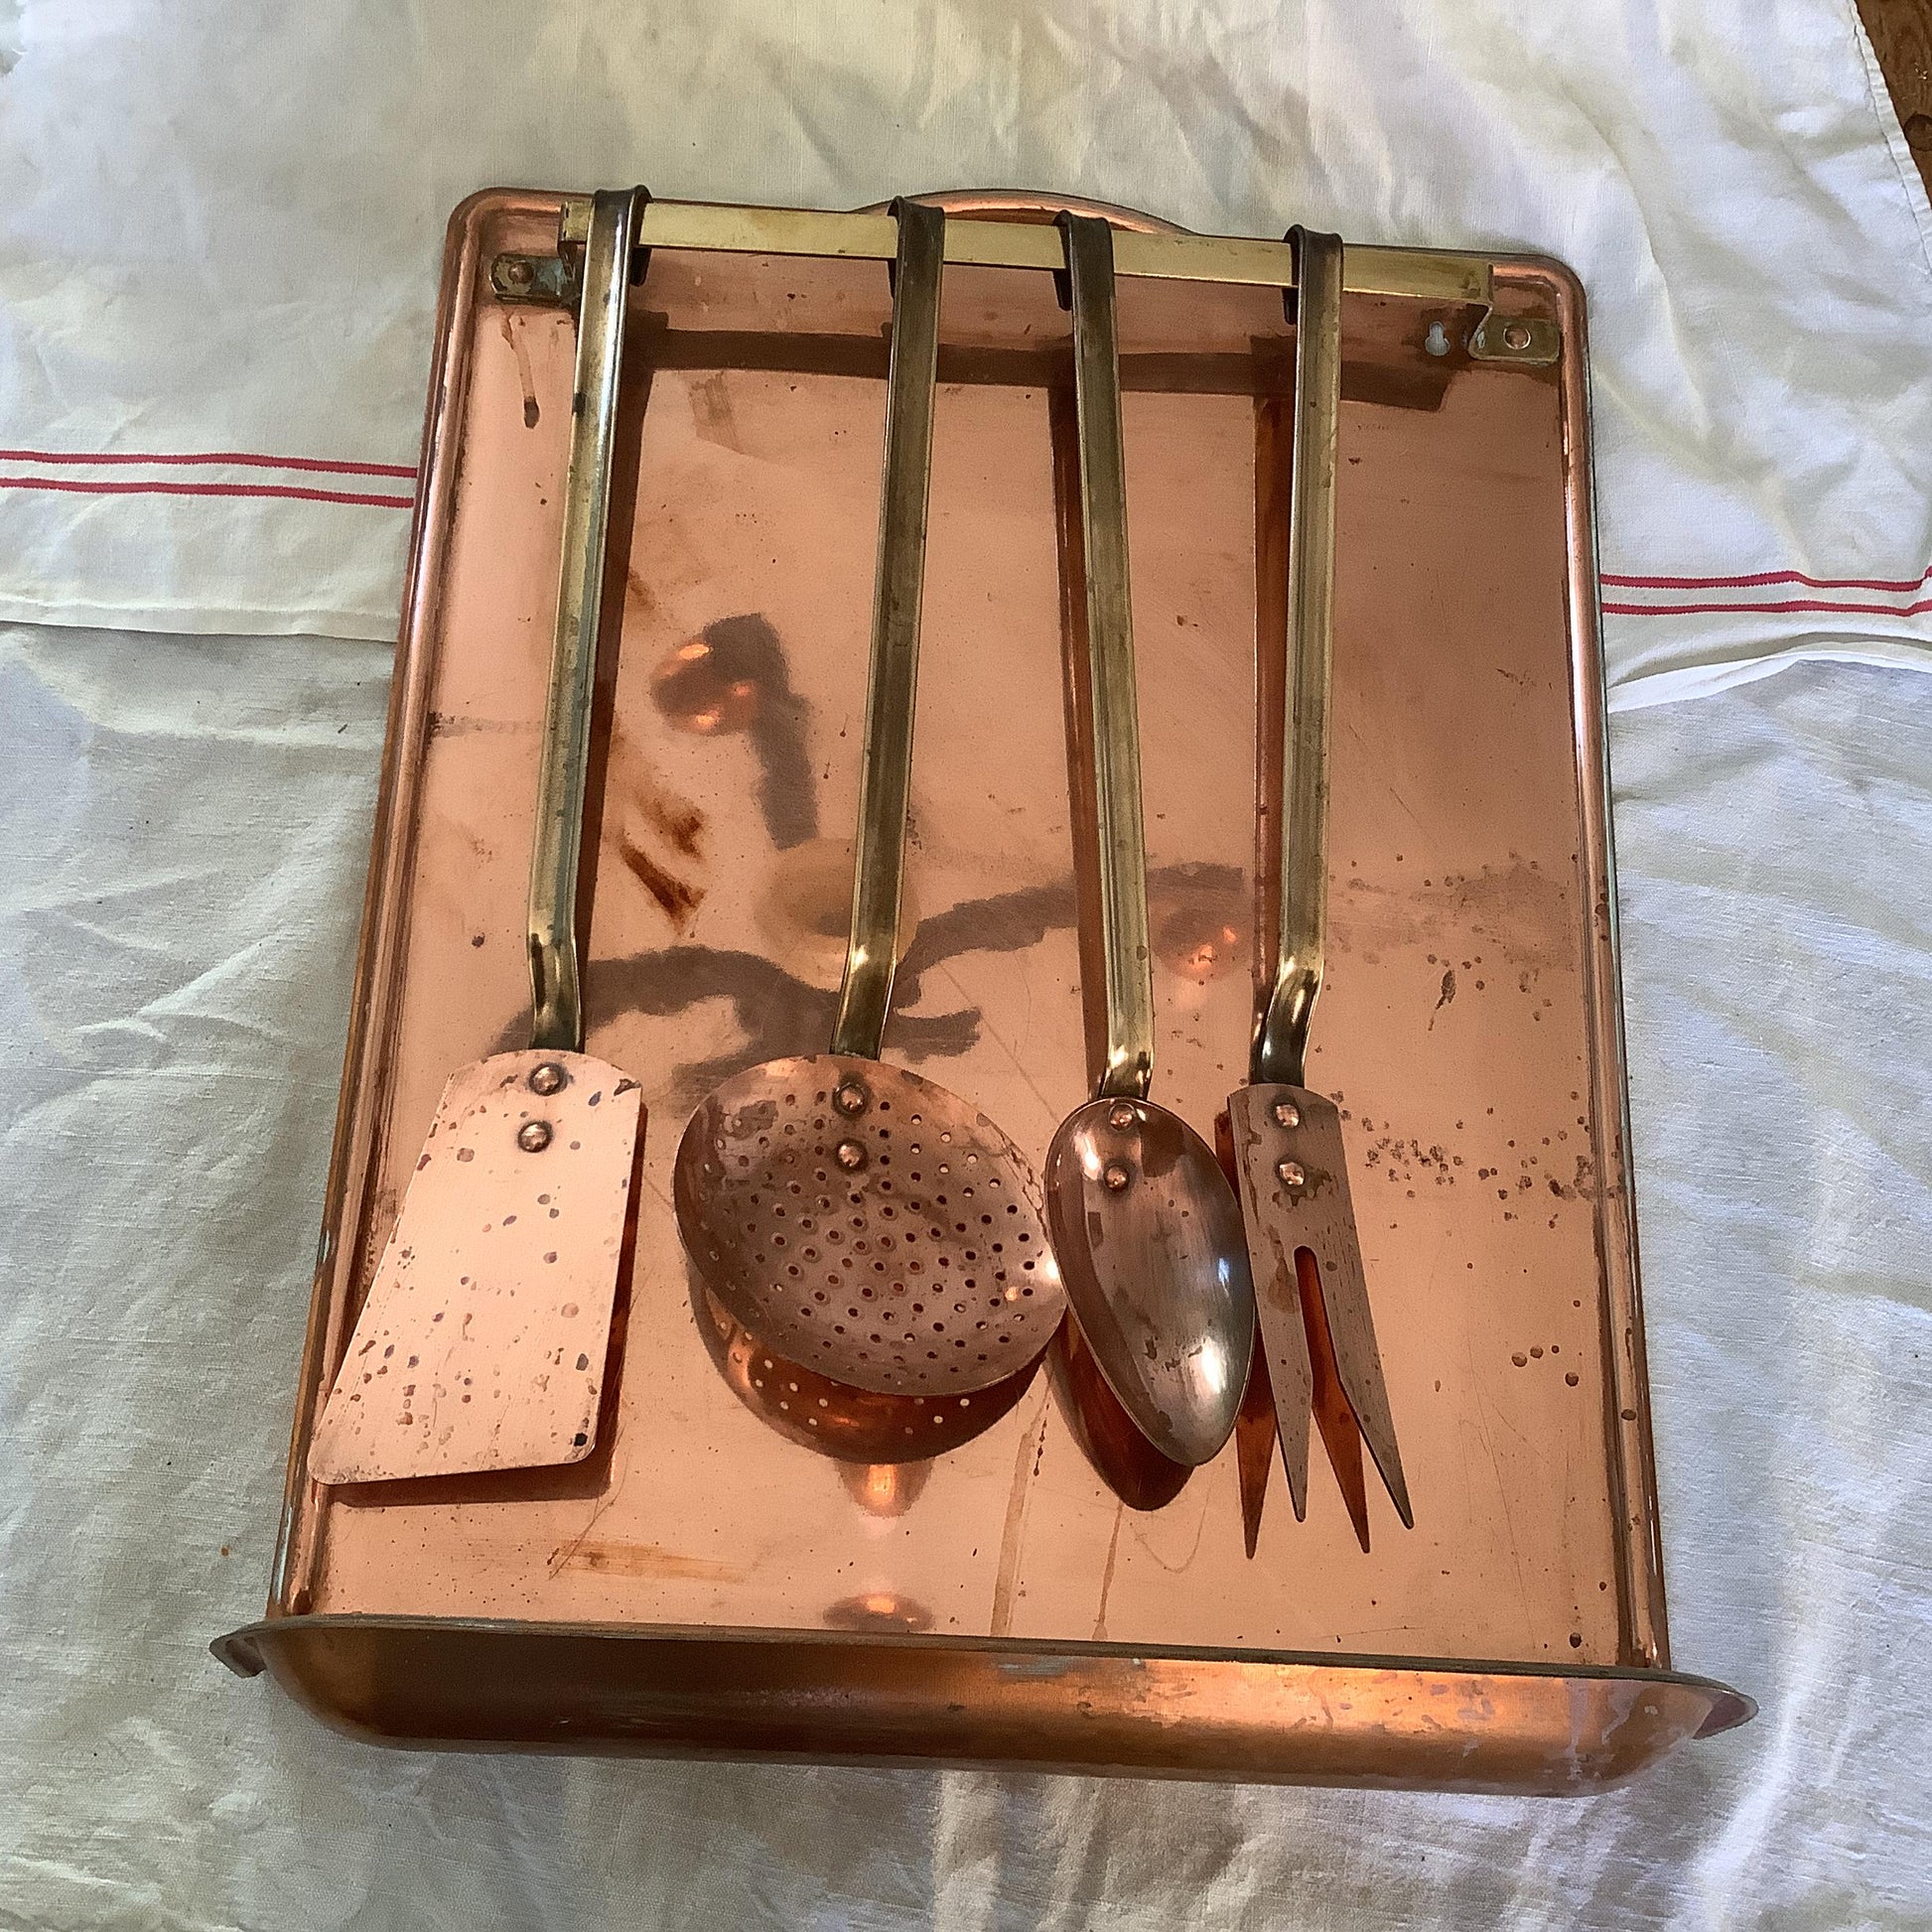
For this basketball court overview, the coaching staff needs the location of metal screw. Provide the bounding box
[1272,1099,1301,1129]
[503,257,534,289]
[1103,1162,1131,1192]
[528,1062,567,1096]
[1502,321,1533,351]
[835,1140,868,1173]
[1276,1159,1305,1187]
[518,1120,554,1154]
[834,1080,869,1118]
[1107,1103,1137,1131]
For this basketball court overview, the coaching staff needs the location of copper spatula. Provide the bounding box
[1225,227,1411,1544]
[309,190,648,1484]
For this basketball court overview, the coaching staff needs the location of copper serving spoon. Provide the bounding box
[1040,211,1255,1470]
[673,201,1066,1400]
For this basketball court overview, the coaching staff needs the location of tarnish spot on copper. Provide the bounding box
[556,1541,748,1584]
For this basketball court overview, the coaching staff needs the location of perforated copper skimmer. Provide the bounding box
[673,202,1065,1399]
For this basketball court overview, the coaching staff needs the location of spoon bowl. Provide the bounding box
[1044,1095,1254,1466]
[1037,212,1254,1470]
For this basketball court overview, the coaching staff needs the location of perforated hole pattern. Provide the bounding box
[674,1055,1064,1397]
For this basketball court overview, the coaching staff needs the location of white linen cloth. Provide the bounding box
[0,0,1927,705]
[4,628,1927,1928]
[2,0,1930,1924]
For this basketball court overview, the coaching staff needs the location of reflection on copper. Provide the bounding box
[823,1589,933,1633]
[694,1284,1041,1464]
[838,1458,933,1517]
[650,633,762,735]
[1047,1314,1190,1512]
[1300,1246,1372,1552]
[650,614,819,851]
[754,834,921,991]
[1150,862,1246,984]
[219,1610,1752,1785]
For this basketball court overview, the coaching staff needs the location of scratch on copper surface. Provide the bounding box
[641,788,706,860]
[498,311,540,429]
[990,1388,1051,1637]
[1341,714,1426,834]
[1459,1325,1537,1647]
[560,1541,747,1584]
[1090,1501,1125,1641]
[1126,1481,1213,1577]
[546,1462,627,1578]
[933,959,1058,1132]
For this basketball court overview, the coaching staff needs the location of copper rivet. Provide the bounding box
[835,1140,868,1172]
[504,257,534,288]
[528,1062,567,1096]
[1276,1159,1305,1186]
[834,1081,869,1118]
[1272,1099,1301,1129]
[518,1120,554,1154]
[1107,1103,1137,1130]
[1103,1162,1131,1191]
[1502,321,1532,350]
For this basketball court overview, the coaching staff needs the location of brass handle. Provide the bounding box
[527,187,645,1052]
[830,201,946,1060]
[1060,210,1154,1104]
[1253,226,1343,1088]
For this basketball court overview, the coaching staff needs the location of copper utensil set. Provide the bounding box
[219,186,1754,1788]
[313,194,1406,1542]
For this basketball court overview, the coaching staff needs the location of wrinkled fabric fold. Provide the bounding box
[5,627,1929,1925]
[0,0,1927,695]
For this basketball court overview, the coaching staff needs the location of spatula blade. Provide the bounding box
[308,1049,644,1484]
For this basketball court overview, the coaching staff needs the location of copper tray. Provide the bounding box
[214,188,1752,1790]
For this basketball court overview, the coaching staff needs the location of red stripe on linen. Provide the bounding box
[0,475,414,509]
[1603,567,1932,595]
[0,447,418,480]
[1602,596,1932,618]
